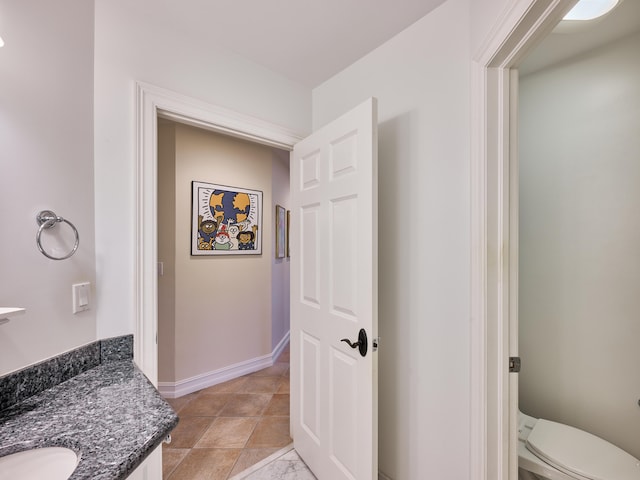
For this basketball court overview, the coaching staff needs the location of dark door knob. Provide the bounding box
[341,328,368,357]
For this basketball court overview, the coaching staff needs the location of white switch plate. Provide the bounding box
[72,282,90,314]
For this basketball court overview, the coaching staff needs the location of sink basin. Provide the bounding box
[0,447,78,480]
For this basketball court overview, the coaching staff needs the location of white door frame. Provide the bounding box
[469,1,577,479]
[133,82,303,385]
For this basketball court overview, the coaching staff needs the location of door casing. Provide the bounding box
[469,1,578,479]
[133,82,303,385]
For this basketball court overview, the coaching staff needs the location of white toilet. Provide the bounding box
[518,411,640,480]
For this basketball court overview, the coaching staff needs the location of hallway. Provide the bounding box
[162,345,293,479]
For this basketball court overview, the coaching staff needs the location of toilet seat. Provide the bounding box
[526,419,640,480]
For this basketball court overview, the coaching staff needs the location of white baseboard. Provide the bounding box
[159,330,290,398]
[272,330,290,362]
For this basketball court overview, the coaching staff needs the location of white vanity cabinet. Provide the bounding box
[126,447,162,480]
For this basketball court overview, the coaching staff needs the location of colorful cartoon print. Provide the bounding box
[192,181,262,255]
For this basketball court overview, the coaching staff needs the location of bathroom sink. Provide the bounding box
[0,447,78,480]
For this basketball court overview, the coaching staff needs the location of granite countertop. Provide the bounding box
[0,337,178,479]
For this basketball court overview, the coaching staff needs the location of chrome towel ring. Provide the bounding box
[36,210,80,260]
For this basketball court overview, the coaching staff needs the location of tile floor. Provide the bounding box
[228,445,315,480]
[162,344,302,479]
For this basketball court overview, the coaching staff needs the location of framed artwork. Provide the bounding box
[191,181,262,256]
[275,205,286,258]
[286,210,290,257]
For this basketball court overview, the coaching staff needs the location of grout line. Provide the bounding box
[224,415,263,479]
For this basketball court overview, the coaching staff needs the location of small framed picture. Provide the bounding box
[286,210,291,258]
[275,205,286,258]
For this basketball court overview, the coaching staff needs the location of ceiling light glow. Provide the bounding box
[0,36,4,48]
[563,0,620,21]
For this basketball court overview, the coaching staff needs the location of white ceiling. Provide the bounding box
[520,0,640,75]
[135,0,447,88]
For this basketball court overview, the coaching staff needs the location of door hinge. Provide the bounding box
[509,356,521,373]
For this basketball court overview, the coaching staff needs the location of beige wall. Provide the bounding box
[157,120,177,382]
[519,31,640,458]
[158,122,290,384]
[271,150,291,351]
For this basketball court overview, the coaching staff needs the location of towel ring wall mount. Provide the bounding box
[36,210,79,260]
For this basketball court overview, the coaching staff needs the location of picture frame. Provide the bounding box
[191,181,263,256]
[286,210,290,257]
[275,205,286,259]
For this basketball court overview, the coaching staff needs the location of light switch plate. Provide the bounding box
[72,282,90,314]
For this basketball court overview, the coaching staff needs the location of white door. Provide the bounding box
[290,97,378,480]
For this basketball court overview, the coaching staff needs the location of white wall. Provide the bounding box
[0,0,96,374]
[157,123,290,384]
[94,0,310,340]
[470,0,511,54]
[519,31,640,459]
[313,1,471,478]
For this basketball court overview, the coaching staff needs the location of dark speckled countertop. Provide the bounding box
[0,336,178,479]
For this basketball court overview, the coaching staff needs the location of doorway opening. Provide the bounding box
[472,0,640,477]
[134,82,304,477]
[155,119,291,398]
[517,0,640,466]
[156,118,294,478]
[470,1,579,479]
[133,81,302,385]
[136,84,379,480]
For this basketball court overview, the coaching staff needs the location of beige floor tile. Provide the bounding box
[162,448,189,479]
[163,342,292,478]
[165,392,198,414]
[263,394,289,416]
[196,417,259,448]
[200,377,248,394]
[179,393,233,417]
[219,393,272,417]
[168,416,215,448]
[167,448,241,480]
[236,376,282,394]
[246,417,291,449]
[275,377,289,394]
[227,448,282,478]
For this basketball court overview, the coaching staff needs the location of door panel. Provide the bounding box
[291,98,378,480]
[301,332,320,441]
